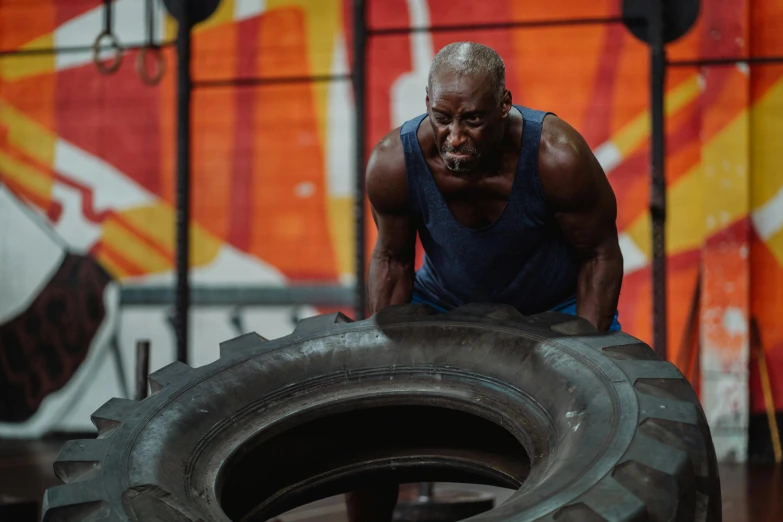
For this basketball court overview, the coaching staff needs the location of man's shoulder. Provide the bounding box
[538,115,594,175]
[366,127,410,214]
[536,115,611,210]
[369,126,408,181]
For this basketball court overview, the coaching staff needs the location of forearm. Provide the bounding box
[367,250,414,315]
[576,245,623,331]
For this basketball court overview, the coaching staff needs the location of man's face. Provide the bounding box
[426,72,509,173]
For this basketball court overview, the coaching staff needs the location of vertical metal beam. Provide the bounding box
[353,0,368,320]
[135,340,151,401]
[175,4,192,364]
[649,0,667,360]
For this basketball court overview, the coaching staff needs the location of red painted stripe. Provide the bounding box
[91,240,146,277]
[55,50,163,198]
[55,0,102,26]
[51,174,112,222]
[581,22,625,147]
[227,16,261,252]
[0,138,111,223]
[1,132,173,263]
[0,178,50,213]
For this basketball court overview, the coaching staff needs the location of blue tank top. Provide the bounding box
[402,105,581,315]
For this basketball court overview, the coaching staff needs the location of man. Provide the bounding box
[346,42,623,521]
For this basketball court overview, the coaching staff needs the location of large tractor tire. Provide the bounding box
[42,304,721,522]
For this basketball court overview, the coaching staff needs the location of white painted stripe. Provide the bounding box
[326,34,355,197]
[408,0,433,71]
[751,184,783,240]
[618,232,648,274]
[121,244,286,285]
[0,186,66,323]
[235,0,266,21]
[594,141,623,174]
[50,183,104,253]
[55,0,167,71]
[390,0,433,127]
[54,139,153,213]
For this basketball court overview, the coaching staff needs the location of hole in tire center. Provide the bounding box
[218,405,530,522]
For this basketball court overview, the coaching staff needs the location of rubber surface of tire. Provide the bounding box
[42,304,721,522]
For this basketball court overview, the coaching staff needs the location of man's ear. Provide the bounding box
[501,89,512,118]
[425,86,431,110]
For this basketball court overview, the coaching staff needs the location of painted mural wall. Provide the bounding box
[0,0,781,462]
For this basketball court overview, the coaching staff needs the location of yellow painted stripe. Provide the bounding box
[0,104,56,166]
[0,34,55,80]
[751,77,783,209]
[625,104,753,257]
[625,162,706,257]
[164,12,178,40]
[702,112,749,234]
[327,196,355,277]
[669,163,705,251]
[614,76,701,156]
[0,151,52,201]
[762,225,783,269]
[102,217,173,274]
[115,204,222,268]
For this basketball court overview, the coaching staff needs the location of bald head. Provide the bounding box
[427,42,506,105]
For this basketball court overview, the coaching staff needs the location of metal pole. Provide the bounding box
[353,0,367,320]
[135,340,150,401]
[175,4,192,364]
[649,0,667,360]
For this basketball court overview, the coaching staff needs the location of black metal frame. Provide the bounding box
[120,285,354,306]
[369,15,626,36]
[0,41,176,57]
[353,0,369,320]
[175,2,192,364]
[668,55,783,67]
[649,0,667,359]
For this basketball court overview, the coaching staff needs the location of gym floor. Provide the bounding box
[1,435,779,522]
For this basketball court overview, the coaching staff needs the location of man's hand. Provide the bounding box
[366,131,418,316]
[538,116,623,331]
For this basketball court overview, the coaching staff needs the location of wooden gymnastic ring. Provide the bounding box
[136,45,166,86]
[92,30,123,75]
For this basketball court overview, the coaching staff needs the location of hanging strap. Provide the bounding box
[92,0,123,75]
[136,0,166,85]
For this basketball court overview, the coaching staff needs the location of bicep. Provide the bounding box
[555,164,617,255]
[373,208,417,261]
[366,137,417,262]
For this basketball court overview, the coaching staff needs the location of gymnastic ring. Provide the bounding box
[136,45,166,85]
[92,30,123,75]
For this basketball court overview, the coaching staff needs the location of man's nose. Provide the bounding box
[448,124,467,149]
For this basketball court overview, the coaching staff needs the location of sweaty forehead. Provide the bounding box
[428,73,495,111]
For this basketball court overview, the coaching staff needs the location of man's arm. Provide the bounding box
[538,116,624,331]
[366,133,418,316]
